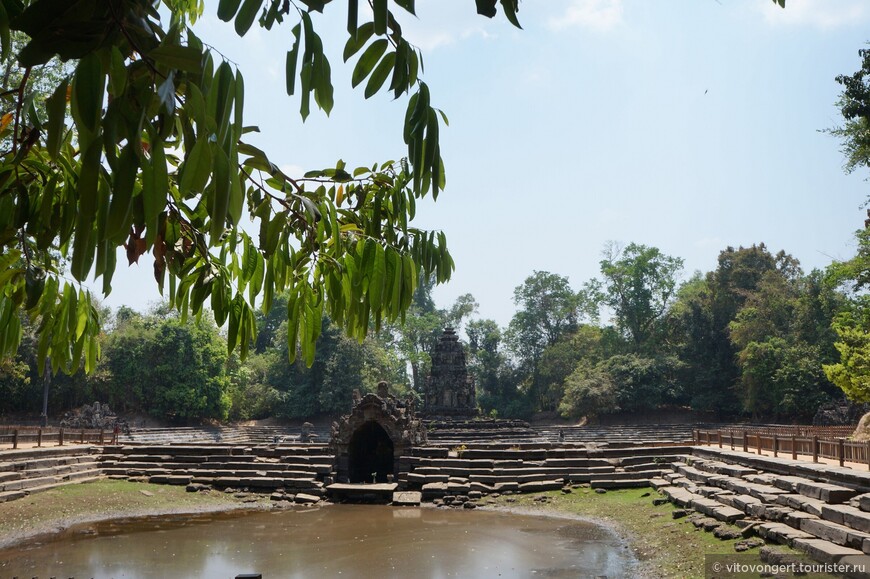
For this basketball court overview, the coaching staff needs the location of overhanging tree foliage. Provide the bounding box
[0,0,523,376]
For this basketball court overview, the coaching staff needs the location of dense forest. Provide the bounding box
[2,235,868,425]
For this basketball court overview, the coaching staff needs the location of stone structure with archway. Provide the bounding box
[330,382,427,484]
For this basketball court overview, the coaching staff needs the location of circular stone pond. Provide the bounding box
[0,504,637,578]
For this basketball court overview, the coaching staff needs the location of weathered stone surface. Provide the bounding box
[796,481,857,504]
[801,518,870,550]
[713,526,742,540]
[493,481,519,493]
[392,491,422,506]
[793,538,865,565]
[757,522,814,546]
[518,480,563,493]
[777,493,827,516]
[661,486,699,507]
[785,510,819,530]
[294,493,321,504]
[422,328,477,418]
[691,498,744,523]
[422,482,448,498]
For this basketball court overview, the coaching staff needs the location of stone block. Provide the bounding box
[801,518,870,550]
[793,538,864,565]
[796,481,857,504]
[493,481,519,493]
[392,491,422,506]
[756,522,814,546]
[519,480,563,493]
[784,509,817,528]
[294,493,320,504]
[732,494,763,512]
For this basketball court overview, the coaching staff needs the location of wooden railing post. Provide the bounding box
[59,427,64,446]
[757,435,762,455]
[12,429,18,449]
[743,430,748,453]
[80,429,85,444]
[37,427,42,448]
[792,435,797,460]
[99,429,105,445]
[839,438,845,467]
[718,430,723,448]
[812,436,818,463]
[773,434,778,458]
[866,440,870,471]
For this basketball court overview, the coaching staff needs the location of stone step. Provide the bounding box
[800,518,870,550]
[0,471,22,483]
[1,474,65,491]
[0,489,26,502]
[618,455,686,467]
[821,504,870,533]
[149,474,192,485]
[406,473,449,484]
[796,481,857,505]
[649,477,670,490]
[24,461,101,479]
[776,494,827,517]
[756,522,815,546]
[590,471,660,482]
[541,458,614,468]
[793,538,866,565]
[590,479,650,489]
[717,493,761,512]
[660,486,701,507]
[519,480,565,492]
[23,475,103,496]
[690,497,744,523]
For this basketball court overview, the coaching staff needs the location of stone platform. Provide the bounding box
[326,482,398,503]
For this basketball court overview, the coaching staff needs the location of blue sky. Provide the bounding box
[96,0,870,329]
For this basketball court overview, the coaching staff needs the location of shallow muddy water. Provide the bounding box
[0,504,635,578]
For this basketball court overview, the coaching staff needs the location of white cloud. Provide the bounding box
[548,0,624,32]
[759,0,869,30]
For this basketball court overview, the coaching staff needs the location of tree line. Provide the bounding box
[3,235,870,424]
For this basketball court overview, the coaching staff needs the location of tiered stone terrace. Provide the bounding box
[0,446,103,502]
[5,422,870,571]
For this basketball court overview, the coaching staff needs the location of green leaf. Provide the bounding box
[347,0,359,35]
[344,22,374,61]
[352,39,388,88]
[45,77,68,161]
[179,136,213,195]
[218,0,243,21]
[149,44,203,72]
[369,242,385,310]
[286,24,301,95]
[72,52,104,134]
[373,0,388,35]
[235,0,263,36]
[106,145,139,241]
[499,0,522,28]
[365,51,396,98]
[475,0,497,18]
[108,46,127,97]
[210,146,231,243]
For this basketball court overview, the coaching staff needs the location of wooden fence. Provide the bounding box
[0,426,116,449]
[693,427,868,470]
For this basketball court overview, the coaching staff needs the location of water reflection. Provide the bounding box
[0,504,635,578]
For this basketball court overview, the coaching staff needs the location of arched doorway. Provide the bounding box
[347,421,394,483]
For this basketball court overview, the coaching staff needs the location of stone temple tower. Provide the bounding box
[422,328,477,418]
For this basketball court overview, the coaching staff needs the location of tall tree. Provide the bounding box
[598,242,683,351]
[507,271,582,410]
